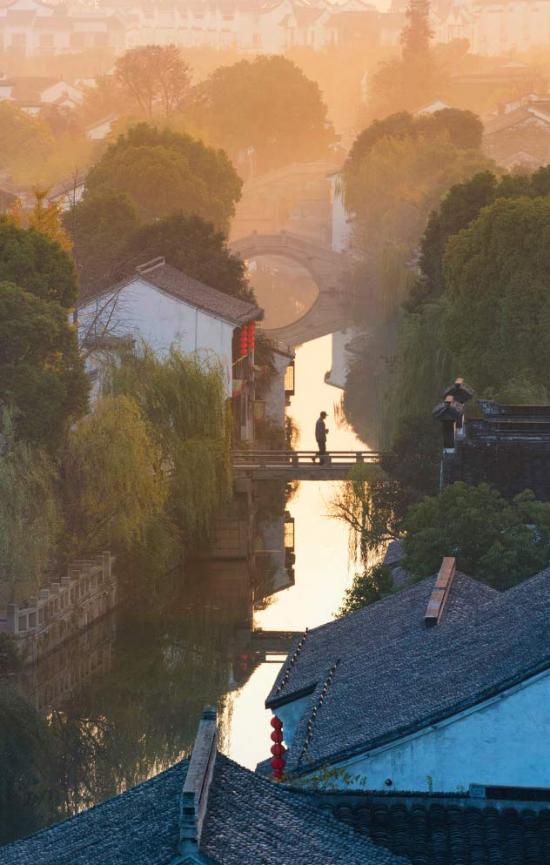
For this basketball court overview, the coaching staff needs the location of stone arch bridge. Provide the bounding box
[229,231,354,347]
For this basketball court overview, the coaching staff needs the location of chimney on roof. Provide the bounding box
[177,706,218,861]
[425,557,456,627]
[136,256,165,275]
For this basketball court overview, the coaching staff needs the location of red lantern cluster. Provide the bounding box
[239,322,256,358]
[270,715,286,781]
[239,326,248,358]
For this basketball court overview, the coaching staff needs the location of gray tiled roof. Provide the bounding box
[266,569,550,772]
[0,754,407,865]
[139,263,262,326]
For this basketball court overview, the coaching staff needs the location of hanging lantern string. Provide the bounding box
[274,627,309,696]
[298,660,340,765]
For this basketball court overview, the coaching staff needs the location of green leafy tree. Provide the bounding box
[63,191,139,299]
[0,283,88,448]
[0,218,78,308]
[0,415,60,598]
[337,563,394,616]
[368,0,443,118]
[63,396,166,556]
[187,56,335,174]
[403,483,550,588]
[114,45,192,118]
[0,684,60,844]
[119,213,253,300]
[443,196,550,399]
[85,123,241,230]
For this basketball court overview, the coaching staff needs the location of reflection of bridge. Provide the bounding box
[229,231,353,346]
[236,628,301,662]
[233,450,382,481]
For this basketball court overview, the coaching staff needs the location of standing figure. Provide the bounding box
[314,411,328,464]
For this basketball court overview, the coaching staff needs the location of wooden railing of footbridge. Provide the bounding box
[232,450,383,480]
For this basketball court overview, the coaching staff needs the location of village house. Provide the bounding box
[264,554,550,793]
[483,98,550,169]
[4,706,550,864]
[78,257,264,442]
[0,0,126,58]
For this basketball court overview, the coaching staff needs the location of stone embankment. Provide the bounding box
[0,552,116,664]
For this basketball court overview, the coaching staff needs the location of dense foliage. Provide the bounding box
[403,483,550,588]
[0,218,78,308]
[63,396,166,556]
[105,346,231,547]
[0,421,59,597]
[0,684,59,844]
[187,55,335,174]
[84,123,242,230]
[0,282,88,448]
[337,563,394,616]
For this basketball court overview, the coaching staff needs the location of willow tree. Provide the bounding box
[63,395,166,556]
[0,421,60,600]
[105,346,231,547]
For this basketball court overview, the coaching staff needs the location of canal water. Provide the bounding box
[15,331,368,824]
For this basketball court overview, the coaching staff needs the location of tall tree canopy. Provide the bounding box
[443,196,550,400]
[0,283,88,448]
[65,205,251,301]
[0,218,78,308]
[120,213,252,300]
[63,191,140,299]
[84,124,241,230]
[114,45,192,118]
[187,56,335,174]
[368,0,443,118]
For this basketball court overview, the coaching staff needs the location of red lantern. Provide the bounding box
[271,757,285,771]
[271,730,283,743]
[273,768,284,780]
[270,716,283,730]
[271,743,285,757]
[239,327,248,357]
[248,321,256,351]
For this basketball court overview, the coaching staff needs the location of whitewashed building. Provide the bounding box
[78,258,263,441]
[264,555,550,792]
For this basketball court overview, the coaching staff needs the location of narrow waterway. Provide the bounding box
[13,330,368,828]
[223,332,368,769]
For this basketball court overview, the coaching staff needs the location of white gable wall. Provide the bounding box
[79,277,236,396]
[293,668,550,792]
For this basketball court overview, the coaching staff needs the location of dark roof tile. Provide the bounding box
[266,569,550,772]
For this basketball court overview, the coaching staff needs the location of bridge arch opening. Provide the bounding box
[245,254,319,329]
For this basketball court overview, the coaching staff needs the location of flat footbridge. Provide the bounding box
[232,450,382,481]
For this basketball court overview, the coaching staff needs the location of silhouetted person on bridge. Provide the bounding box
[314,411,328,464]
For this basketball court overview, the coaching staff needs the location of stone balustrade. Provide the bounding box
[0,552,116,664]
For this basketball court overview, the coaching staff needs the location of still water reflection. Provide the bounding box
[15,333,368,827]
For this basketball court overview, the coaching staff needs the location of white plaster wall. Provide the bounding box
[301,670,550,792]
[263,351,292,426]
[329,174,351,253]
[275,695,313,747]
[79,278,235,396]
[325,328,354,390]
